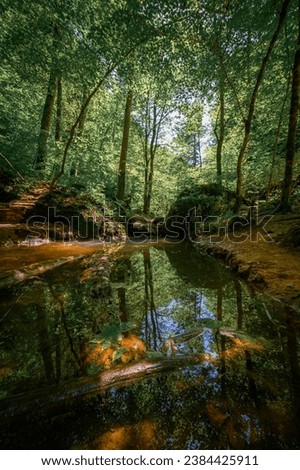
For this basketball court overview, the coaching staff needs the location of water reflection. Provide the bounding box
[0,242,299,449]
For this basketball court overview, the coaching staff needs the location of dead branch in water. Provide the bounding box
[0,353,213,418]
[0,255,84,289]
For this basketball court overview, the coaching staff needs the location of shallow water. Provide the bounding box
[0,241,299,449]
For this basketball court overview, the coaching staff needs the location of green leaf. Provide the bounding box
[93,321,137,347]
[112,347,127,362]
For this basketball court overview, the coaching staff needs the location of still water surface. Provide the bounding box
[0,241,299,449]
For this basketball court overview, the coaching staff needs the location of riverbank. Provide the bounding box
[193,214,300,313]
[1,208,300,314]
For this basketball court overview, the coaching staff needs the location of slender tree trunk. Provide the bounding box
[55,76,62,142]
[36,25,61,168]
[36,67,57,167]
[193,134,197,166]
[49,63,116,190]
[234,0,291,213]
[216,84,225,185]
[70,161,77,177]
[144,104,157,215]
[266,73,290,200]
[198,133,202,168]
[279,1,300,212]
[147,153,154,211]
[145,140,155,215]
[143,162,149,214]
[143,91,150,214]
[77,94,88,136]
[117,90,133,202]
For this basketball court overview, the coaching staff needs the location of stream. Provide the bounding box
[0,241,299,449]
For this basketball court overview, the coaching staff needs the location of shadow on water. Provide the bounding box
[0,241,299,449]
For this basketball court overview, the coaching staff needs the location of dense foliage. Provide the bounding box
[0,0,299,215]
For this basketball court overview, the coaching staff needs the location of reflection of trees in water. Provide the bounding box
[113,258,131,323]
[233,279,260,406]
[36,284,84,385]
[2,274,101,391]
[143,249,162,350]
[234,278,243,330]
[35,302,56,384]
[48,282,85,375]
[285,309,300,444]
[1,246,300,449]
[217,286,226,395]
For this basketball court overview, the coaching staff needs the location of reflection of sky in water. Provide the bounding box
[143,295,196,348]
[142,290,220,354]
[141,288,222,393]
[241,414,251,446]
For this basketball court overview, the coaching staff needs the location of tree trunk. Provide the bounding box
[117,90,133,202]
[216,84,225,185]
[78,94,88,136]
[143,91,150,214]
[198,133,202,168]
[36,67,57,167]
[70,161,77,177]
[266,71,290,200]
[145,143,155,215]
[55,77,62,142]
[279,2,300,212]
[0,256,84,289]
[36,25,61,168]
[49,42,144,190]
[49,63,117,190]
[234,0,291,213]
[143,104,157,215]
[0,353,214,418]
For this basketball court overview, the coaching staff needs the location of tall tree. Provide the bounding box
[35,25,61,168]
[117,90,133,202]
[233,0,292,213]
[215,79,225,185]
[142,93,170,215]
[279,0,300,211]
[55,77,63,142]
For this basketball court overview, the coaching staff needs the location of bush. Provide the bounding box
[167,183,234,220]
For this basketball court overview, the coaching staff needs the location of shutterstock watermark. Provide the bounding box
[25,206,274,245]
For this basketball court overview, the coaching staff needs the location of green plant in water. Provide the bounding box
[91,321,137,349]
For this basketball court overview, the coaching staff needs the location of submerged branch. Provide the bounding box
[0,353,212,418]
[0,255,84,289]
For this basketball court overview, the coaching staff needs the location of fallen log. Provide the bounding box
[0,255,84,289]
[0,353,214,419]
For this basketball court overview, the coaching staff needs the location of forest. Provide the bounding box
[0,0,300,452]
[0,0,299,216]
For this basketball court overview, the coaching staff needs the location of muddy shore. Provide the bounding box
[193,215,300,313]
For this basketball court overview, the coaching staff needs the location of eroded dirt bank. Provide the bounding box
[0,242,102,272]
[193,215,300,313]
